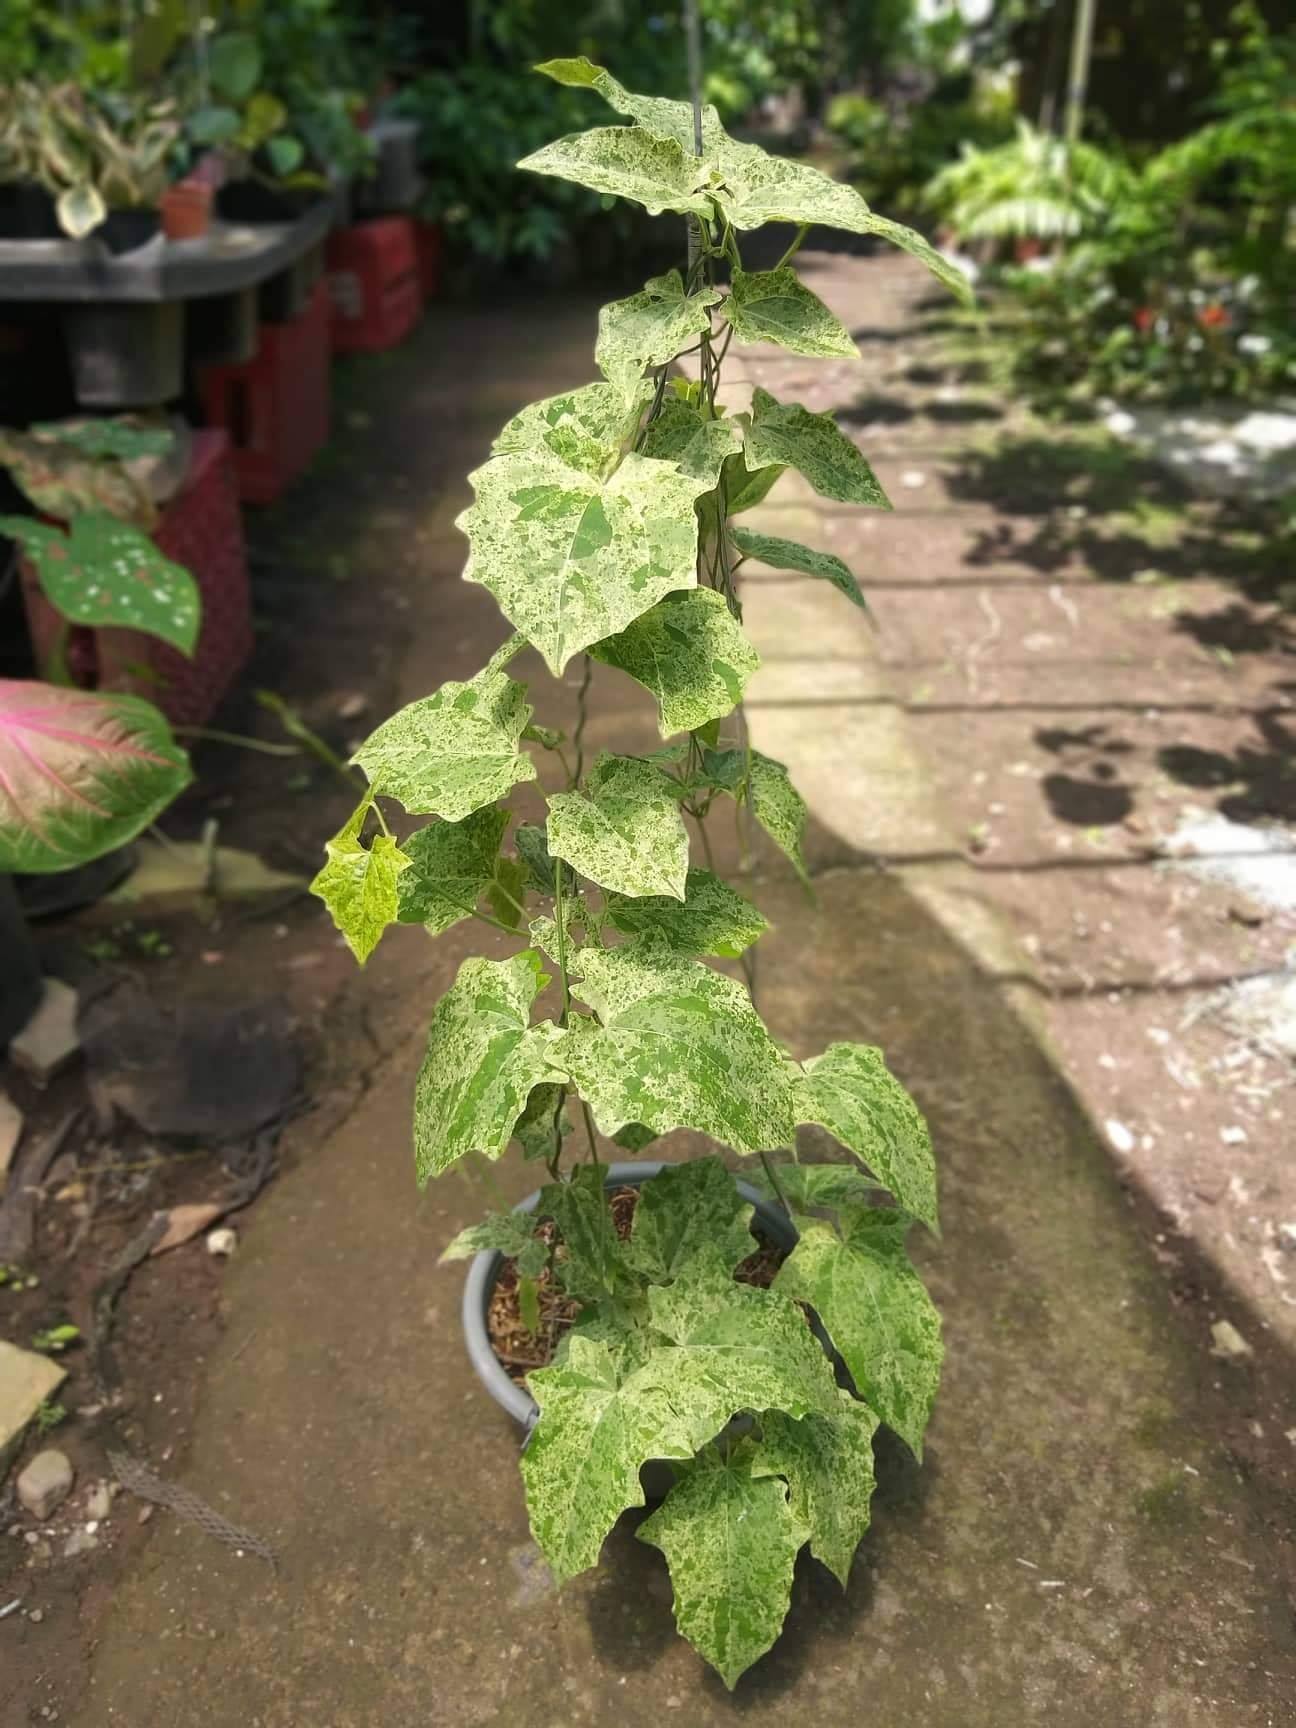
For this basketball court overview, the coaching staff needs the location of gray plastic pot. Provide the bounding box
[462,1159,799,1443]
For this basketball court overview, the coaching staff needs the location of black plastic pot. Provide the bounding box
[461,1159,799,1494]
[0,184,61,240]
[187,285,258,367]
[0,875,43,1048]
[63,300,184,407]
[216,179,322,225]
[98,207,161,256]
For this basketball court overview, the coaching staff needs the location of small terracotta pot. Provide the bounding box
[161,180,212,241]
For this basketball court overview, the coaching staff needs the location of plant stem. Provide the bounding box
[690,809,716,871]
[172,725,301,757]
[553,859,571,1024]
[581,1097,601,1170]
[571,655,593,785]
[775,224,810,269]
[758,1149,793,1220]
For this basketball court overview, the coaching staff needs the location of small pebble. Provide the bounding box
[28,1608,43,1624]
[206,1227,238,1257]
[1105,1119,1135,1154]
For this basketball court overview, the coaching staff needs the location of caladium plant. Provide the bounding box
[314,58,968,1687]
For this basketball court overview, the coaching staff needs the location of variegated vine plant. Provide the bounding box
[312,59,969,1689]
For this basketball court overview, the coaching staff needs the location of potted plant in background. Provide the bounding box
[315,60,968,1687]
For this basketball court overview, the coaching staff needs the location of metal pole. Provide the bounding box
[685,0,704,281]
[1063,0,1098,148]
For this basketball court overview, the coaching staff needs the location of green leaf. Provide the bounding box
[546,753,689,900]
[724,267,859,359]
[310,796,409,966]
[698,744,747,796]
[606,867,767,958]
[596,270,721,396]
[209,30,261,101]
[540,1164,623,1301]
[589,589,758,739]
[797,1043,937,1232]
[413,951,558,1183]
[518,127,715,221]
[730,526,866,611]
[550,945,797,1155]
[186,104,242,146]
[514,822,569,895]
[624,1156,756,1283]
[486,855,528,928]
[2,514,201,654]
[522,1276,837,1582]
[458,449,709,676]
[754,1161,881,1215]
[612,1122,658,1153]
[395,807,508,934]
[0,679,190,875]
[639,396,744,484]
[55,183,106,239]
[30,420,173,461]
[265,133,305,177]
[845,210,974,307]
[492,381,648,479]
[638,1448,808,1689]
[439,1208,541,1263]
[723,452,784,515]
[0,430,153,523]
[774,1209,943,1458]
[513,1082,570,1162]
[742,388,890,509]
[518,1274,541,1332]
[352,667,536,821]
[535,57,726,154]
[750,750,808,883]
[752,1397,879,1588]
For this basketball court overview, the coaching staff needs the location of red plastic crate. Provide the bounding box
[19,429,253,729]
[326,217,422,353]
[198,278,331,505]
[414,220,442,301]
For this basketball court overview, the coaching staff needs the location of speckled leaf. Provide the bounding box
[625,1156,755,1283]
[754,1161,880,1215]
[540,1164,623,1300]
[724,267,858,359]
[606,867,767,958]
[439,1208,542,1265]
[486,854,528,929]
[749,751,808,883]
[458,448,709,676]
[639,396,743,484]
[523,1276,836,1582]
[513,1082,571,1162]
[491,381,649,478]
[395,807,509,933]
[724,453,784,516]
[513,823,574,896]
[752,1397,879,1588]
[797,1043,937,1232]
[596,271,721,396]
[773,1209,942,1458]
[844,210,973,306]
[742,388,890,509]
[613,1122,658,1153]
[518,127,715,220]
[637,1448,808,1688]
[730,526,866,611]
[536,57,726,153]
[352,668,536,820]
[310,797,409,965]
[2,513,201,653]
[0,679,190,874]
[550,945,797,1154]
[546,753,688,900]
[0,428,154,524]
[31,419,173,461]
[590,590,758,739]
[413,951,557,1183]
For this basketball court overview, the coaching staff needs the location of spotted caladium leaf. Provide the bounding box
[458,449,709,676]
[0,678,190,874]
[522,1273,838,1583]
[413,951,558,1183]
[730,526,867,611]
[311,795,410,965]
[536,56,726,154]
[539,1164,624,1301]
[518,127,714,221]
[723,267,858,359]
[624,1156,756,1284]
[491,381,649,478]
[0,430,154,525]
[352,668,536,821]
[30,419,174,462]
[752,1396,879,1588]
[440,1208,547,1282]
[774,1207,943,1458]
[550,945,797,1154]
[742,388,890,509]
[589,590,758,739]
[797,1043,937,1232]
[605,867,767,958]
[395,807,508,934]
[546,753,689,900]
[512,1081,570,1162]
[639,396,743,484]
[1,513,201,654]
[596,270,721,396]
[638,1446,808,1688]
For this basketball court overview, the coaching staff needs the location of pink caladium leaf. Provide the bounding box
[0,678,191,874]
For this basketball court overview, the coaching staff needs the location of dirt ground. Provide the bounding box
[1,249,1294,1725]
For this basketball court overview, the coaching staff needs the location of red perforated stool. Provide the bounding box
[197,278,331,505]
[19,429,253,728]
[326,217,422,353]
[414,220,443,301]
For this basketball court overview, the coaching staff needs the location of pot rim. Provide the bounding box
[461,1158,797,1431]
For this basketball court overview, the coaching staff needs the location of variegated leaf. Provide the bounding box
[797,1043,937,1232]
[596,270,721,396]
[540,1163,624,1300]
[458,448,709,675]
[310,796,409,965]
[518,127,715,220]
[723,267,858,359]
[742,387,890,508]
[513,1081,571,1162]
[546,753,688,900]
[589,589,758,738]
[750,750,808,883]
[639,396,744,484]
[396,807,509,934]
[491,381,649,478]
[730,525,866,611]
[624,1156,756,1283]
[536,56,726,154]
[605,866,767,958]
[752,1396,879,1588]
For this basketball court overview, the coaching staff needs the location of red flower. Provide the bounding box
[1133,306,1154,332]
[1198,303,1229,329]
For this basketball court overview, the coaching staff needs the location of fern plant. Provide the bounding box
[314,58,967,1688]
[924,118,1132,242]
